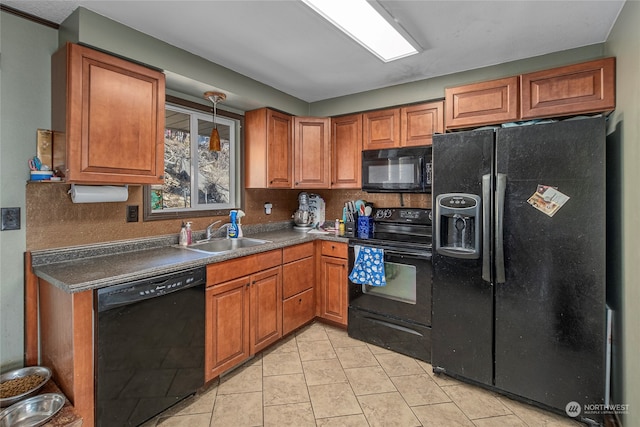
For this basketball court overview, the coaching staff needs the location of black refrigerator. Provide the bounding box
[431,117,606,422]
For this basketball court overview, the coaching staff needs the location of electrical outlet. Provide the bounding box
[1,207,21,231]
[126,205,139,223]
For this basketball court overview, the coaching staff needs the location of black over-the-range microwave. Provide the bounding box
[361,146,432,193]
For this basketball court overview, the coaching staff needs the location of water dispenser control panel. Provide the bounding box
[435,193,481,259]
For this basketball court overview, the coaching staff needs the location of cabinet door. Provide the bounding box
[363,108,400,150]
[331,114,362,188]
[52,43,165,184]
[250,266,282,354]
[520,57,615,120]
[294,117,331,188]
[267,110,294,188]
[401,101,444,147]
[445,76,519,130]
[245,108,293,188]
[319,255,348,326]
[283,288,315,336]
[205,277,250,381]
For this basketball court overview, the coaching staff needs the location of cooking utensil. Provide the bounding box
[28,158,40,171]
[0,367,51,408]
[364,206,372,216]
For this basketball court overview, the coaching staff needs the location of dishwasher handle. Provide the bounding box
[96,268,206,312]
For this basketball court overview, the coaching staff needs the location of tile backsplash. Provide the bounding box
[26,183,430,250]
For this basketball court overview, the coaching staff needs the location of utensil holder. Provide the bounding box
[357,216,373,239]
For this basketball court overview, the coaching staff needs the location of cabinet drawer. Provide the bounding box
[321,241,347,258]
[282,256,315,299]
[283,242,314,264]
[207,249,282,286]
[283,288,315,335]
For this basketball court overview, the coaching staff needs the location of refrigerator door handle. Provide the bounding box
[482,174,491,283]
[495,173,507,284]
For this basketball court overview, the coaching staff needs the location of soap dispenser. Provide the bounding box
[185,221,193,245]
[179,222,188,246]
[236,210,245,238]
[228,210,239,238]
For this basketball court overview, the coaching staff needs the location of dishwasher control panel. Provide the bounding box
[96,267,206,312]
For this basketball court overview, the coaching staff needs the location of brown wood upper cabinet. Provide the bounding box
[363,108,401,150]
[364,101,444,149]
[445,57,616,129]
[245,108,293,188]
[520,57,615,120]
[51,43,165,184]
[445,76,519,130]
[331,114,362,188]
[293,116,331,189]
[401,101,445,146]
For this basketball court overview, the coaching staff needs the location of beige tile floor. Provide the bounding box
[142,322,585,427]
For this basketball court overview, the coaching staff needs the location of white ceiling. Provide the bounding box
[4,0,625,105]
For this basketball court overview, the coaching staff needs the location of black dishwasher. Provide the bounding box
[95,267,206,427]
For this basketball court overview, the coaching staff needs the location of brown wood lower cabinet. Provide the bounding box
[250,266,282,353]
[318,241,348,326]
[282,242,315,335]
[205,276,251,381]
[205,250,282,381]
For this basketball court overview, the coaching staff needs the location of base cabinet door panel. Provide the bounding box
[250,266,282,354]
[205,277,250,381]
[319,249,348,326]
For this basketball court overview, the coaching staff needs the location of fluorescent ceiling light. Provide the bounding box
[302,0,419,62]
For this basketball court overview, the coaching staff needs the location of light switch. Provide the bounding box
[1,207,21,231]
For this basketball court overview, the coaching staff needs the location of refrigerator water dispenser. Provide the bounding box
[435,194,481,259]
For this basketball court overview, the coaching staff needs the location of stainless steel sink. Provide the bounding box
[183,237,270,254]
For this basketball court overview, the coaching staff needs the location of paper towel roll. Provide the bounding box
[69,184,129,203]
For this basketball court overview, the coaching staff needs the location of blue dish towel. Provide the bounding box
[348,245,386,287]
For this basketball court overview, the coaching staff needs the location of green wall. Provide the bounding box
[0,11,58,370]
[605,0,640,425]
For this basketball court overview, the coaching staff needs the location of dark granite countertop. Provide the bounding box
[32,223,348,293]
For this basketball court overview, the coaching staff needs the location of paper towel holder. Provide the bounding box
[68,184,129,204]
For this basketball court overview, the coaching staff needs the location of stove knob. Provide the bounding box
[385,209,392,218]
[375,210,384,219]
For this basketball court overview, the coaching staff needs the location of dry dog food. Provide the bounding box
[0,374,45,398]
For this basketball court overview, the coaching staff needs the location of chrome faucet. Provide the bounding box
[205,220,222,240]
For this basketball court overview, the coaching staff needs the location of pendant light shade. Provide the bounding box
[204,91,227,151]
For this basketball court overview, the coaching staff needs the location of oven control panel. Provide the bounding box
[373,208,432,225]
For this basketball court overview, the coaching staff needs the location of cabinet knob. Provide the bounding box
[246,283,250,288]
[299,298,302,303]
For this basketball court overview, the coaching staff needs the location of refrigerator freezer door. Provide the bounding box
[493,117,606,412]
[431,129,494,386]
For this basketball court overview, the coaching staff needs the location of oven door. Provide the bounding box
[348,242,432,326]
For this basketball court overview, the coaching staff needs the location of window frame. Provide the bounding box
[143,95,244,221]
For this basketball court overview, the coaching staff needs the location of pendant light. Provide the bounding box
[204,91,226,151]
